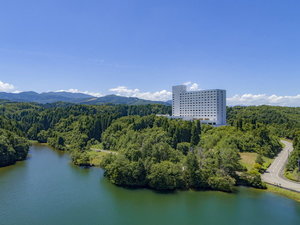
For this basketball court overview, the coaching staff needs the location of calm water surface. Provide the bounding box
[0,145,300,225]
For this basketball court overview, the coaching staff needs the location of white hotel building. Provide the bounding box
[172,85,226,126]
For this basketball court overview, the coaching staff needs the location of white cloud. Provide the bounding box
[0,80,16,92]
[109,86,172,101]
[55,89,103,97]
[227,94,300,107]
[183,81,200,91]
[109,86,140,95]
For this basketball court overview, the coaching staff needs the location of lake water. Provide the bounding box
[0,145,300,225]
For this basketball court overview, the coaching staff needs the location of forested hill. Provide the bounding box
[78,95,171,105]
[0,102,171,166]
[227,105,300,138]
[0,114,30,167]
[0,92,171,105]
[1,102,299,191]
[0,91,93,104]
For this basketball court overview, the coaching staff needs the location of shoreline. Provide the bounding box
[2,143,300,203]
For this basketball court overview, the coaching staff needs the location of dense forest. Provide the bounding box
[0,128,29,167]
[0,101,171,166]
[97,115,280,191]
[227,106,300,138]
[0,101,299,191]
[286,131,300,181]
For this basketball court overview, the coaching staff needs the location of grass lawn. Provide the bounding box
[29,140,39,144]
[285,170,300,182]
[90,143,103,150]
[87,151,108,167]
[265,184,300,202]
[87,144,119,167]
[240,152,273,171]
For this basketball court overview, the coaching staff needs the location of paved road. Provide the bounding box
[262,140,300,192]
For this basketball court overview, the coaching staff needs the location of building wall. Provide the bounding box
[172,85,226,125]
[172,85,187,116]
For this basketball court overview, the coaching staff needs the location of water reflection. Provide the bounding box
[0,144,299,225]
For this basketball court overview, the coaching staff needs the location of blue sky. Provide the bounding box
[0,0,300,105]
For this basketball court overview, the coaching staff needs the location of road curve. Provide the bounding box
[261,140,300,192]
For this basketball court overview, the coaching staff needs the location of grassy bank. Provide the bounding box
[285,170,300,182]
[265,184,300,202]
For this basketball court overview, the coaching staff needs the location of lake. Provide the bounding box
[0,145,299,225]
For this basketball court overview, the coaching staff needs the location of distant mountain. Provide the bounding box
[78,95,171,105]
[0,91,93,104]
[0,92,171,106]
[41,92,93,99]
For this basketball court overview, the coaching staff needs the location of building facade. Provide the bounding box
[172,85,226,125]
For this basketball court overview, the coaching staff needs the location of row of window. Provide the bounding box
[180,115,217,118]
[180,104,218,107]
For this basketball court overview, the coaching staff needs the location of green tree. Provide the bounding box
[177,142,190,155]
[147,161,185,190]
[0,129,29,167]
[208,173,236,192]
[191,121,201,146]
[104,155,146,187]
[255,154,265,165]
